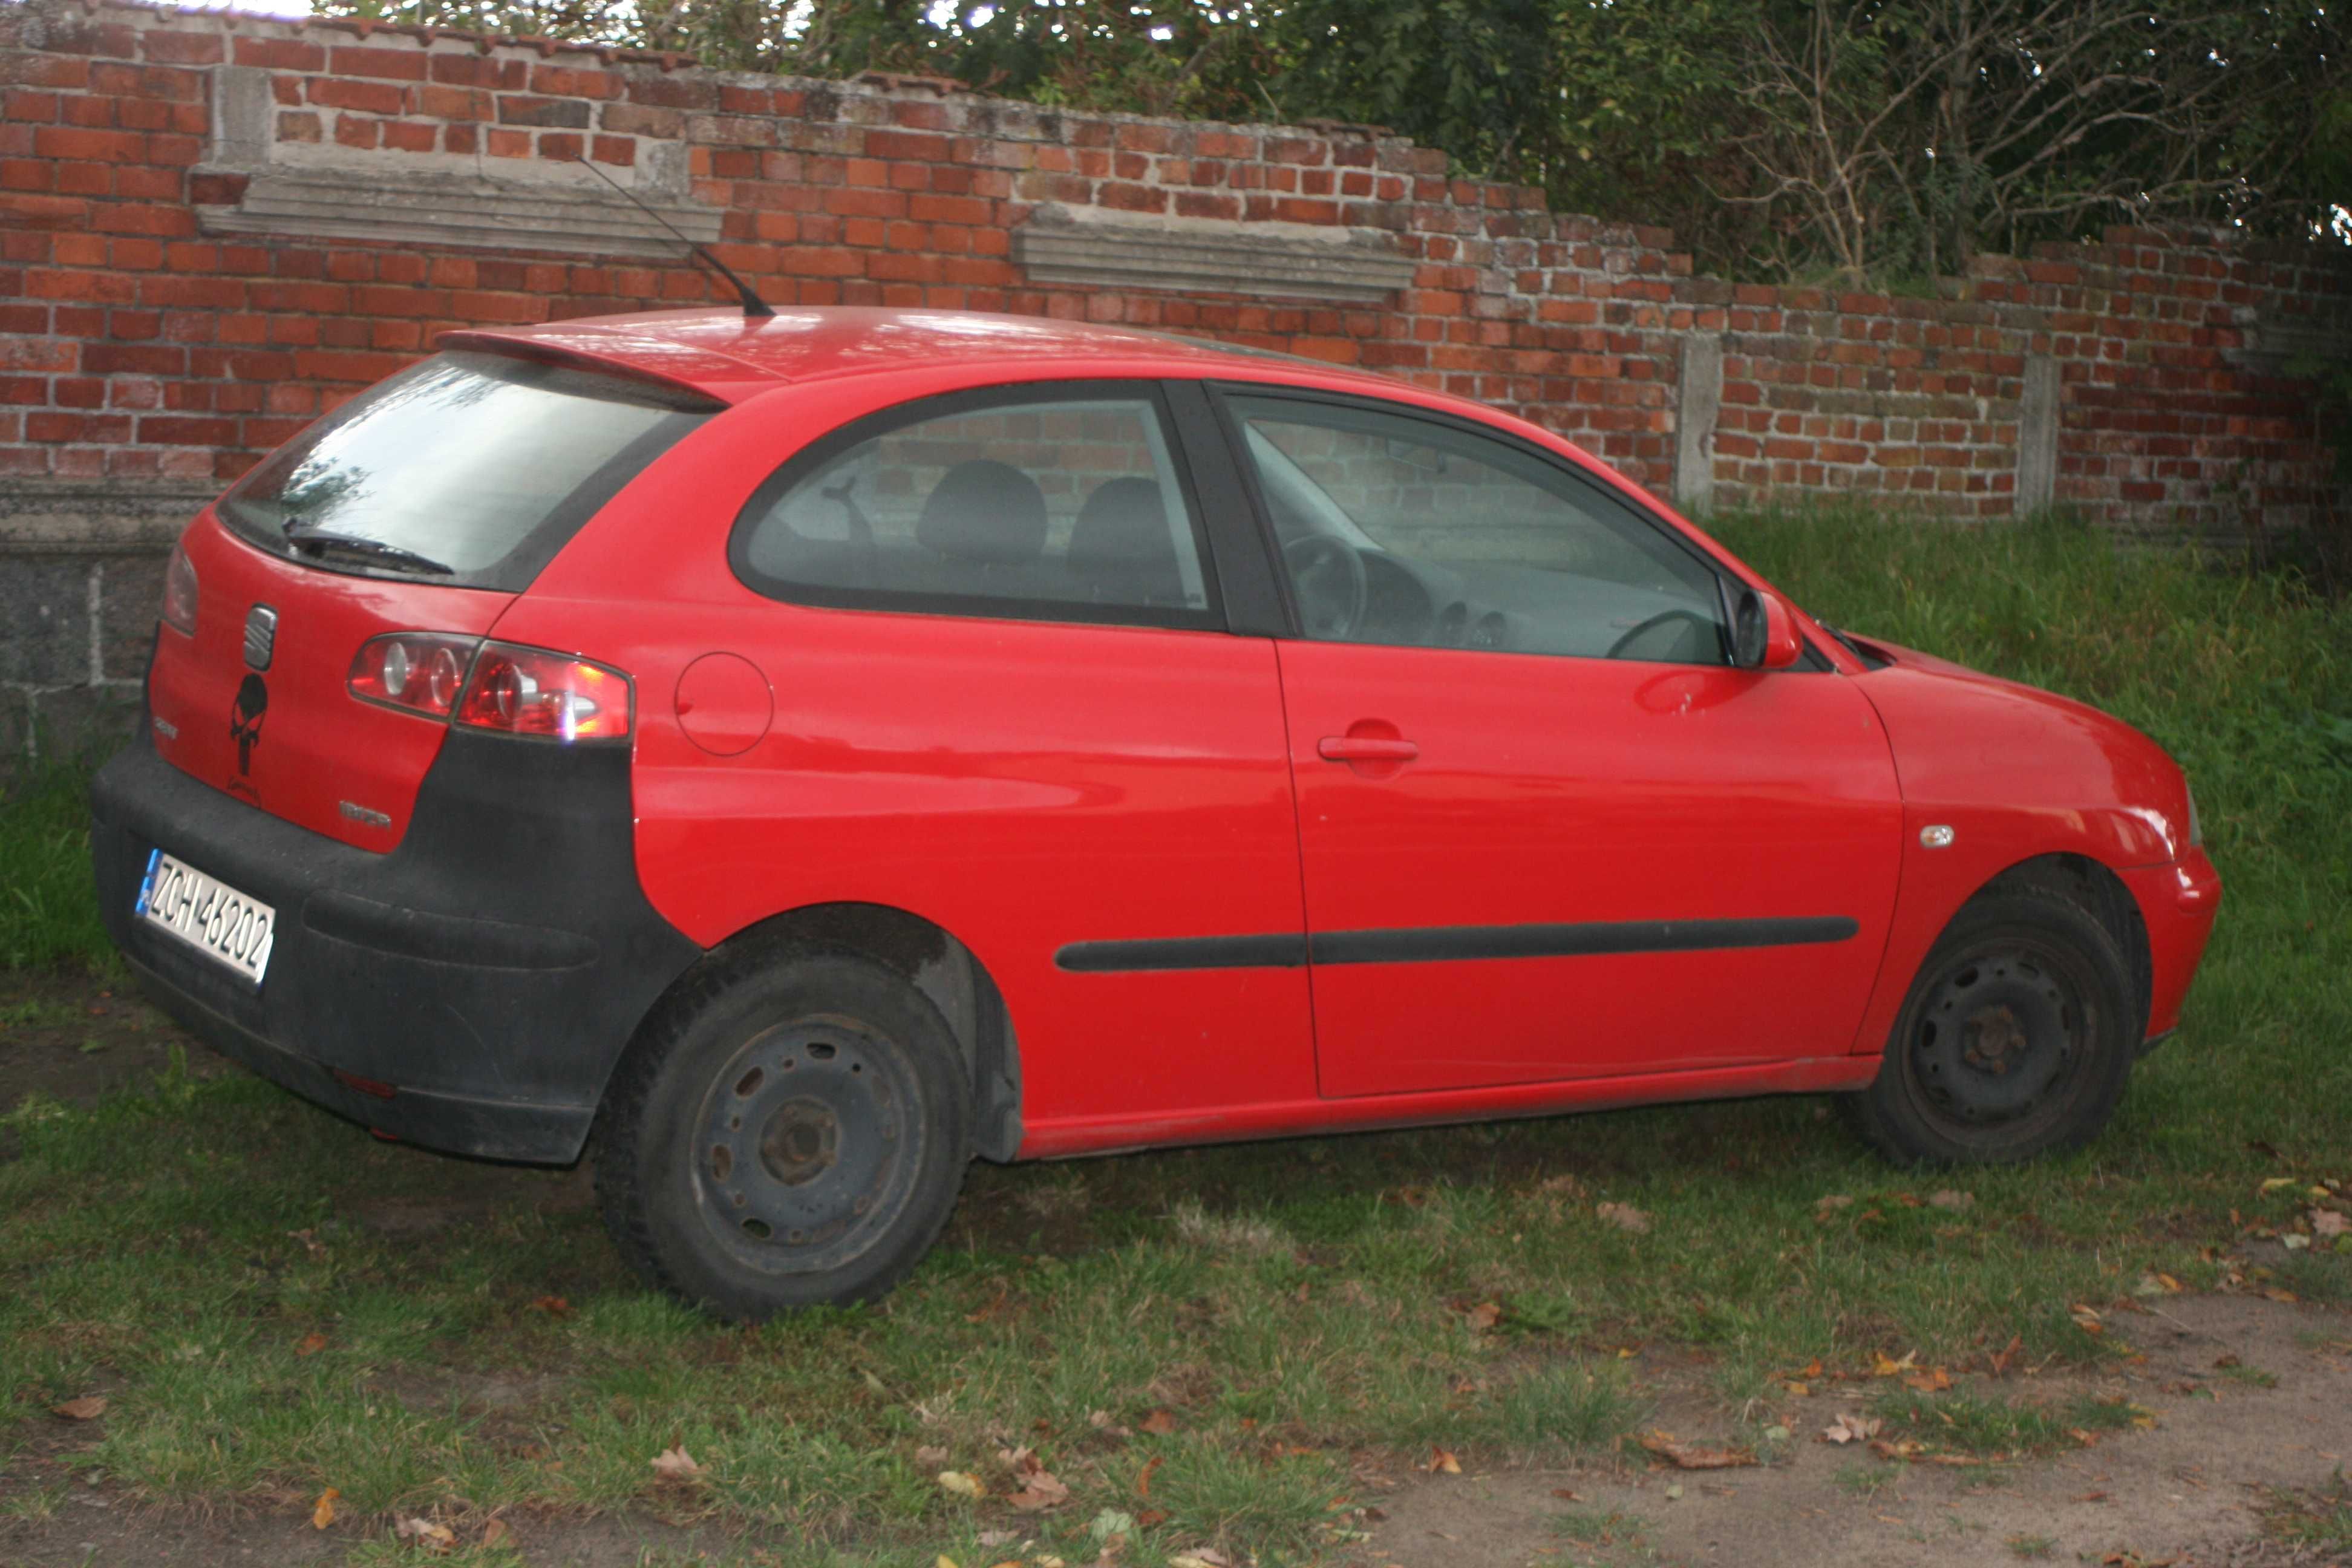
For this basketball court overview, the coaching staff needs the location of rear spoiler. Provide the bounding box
[436,329,740,408]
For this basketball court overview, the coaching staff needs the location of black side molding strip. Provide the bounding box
[1054,916,1858,974]
[1312,916,1859,966]
[1055,933,1309,973]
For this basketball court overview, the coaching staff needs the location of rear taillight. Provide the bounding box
[348,635,632,742]
[454,642,632,742]
[349,633,479,719]
[161,543,198,637]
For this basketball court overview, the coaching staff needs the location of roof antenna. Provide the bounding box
[573,154,774,319]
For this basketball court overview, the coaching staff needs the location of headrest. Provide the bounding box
[1068,477,1179,576]
[916,460,1048,566]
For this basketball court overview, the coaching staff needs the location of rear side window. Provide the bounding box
[731,386,1218,629]
[218,351,714,590]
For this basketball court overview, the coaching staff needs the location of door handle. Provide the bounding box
[1318,735,1419,763]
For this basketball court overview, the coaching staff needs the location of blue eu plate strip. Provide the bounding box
[134,847,160,917]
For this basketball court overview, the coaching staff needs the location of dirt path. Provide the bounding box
[1367,1293,2352,1567]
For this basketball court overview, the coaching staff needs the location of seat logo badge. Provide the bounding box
[1919,824,1956,849]
[230,673,268,779]
[244,603,278,671]
[339,800,391,829]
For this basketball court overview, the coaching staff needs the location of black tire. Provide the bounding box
[1846,885,2136,1165]
[592,944,971,1321]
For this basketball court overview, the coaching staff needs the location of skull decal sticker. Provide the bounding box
[230,673,268,777]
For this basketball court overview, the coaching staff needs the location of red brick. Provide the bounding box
[332,45,430,82]
[277,111,322,142]
[308,77,405,115]
[234,36,327,71]
[443,123,477,155]
[383,120,436,152]
[417,85,492,120]
[31,125,141,161]
[538,131,583,162]
[590,134,633,167]
[333,114,381,150]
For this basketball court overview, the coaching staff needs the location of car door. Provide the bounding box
[1215,386,1904,1098]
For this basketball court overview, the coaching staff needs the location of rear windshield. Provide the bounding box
[217,351,716,590]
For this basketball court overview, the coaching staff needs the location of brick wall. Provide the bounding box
[2,0,2348,762]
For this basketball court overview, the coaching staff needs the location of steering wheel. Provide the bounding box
[1606,607,1716,662]
[1282,535,1369,640]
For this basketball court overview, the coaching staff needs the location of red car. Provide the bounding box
[92,306,2220,1320]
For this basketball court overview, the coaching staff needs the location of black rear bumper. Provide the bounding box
[90,727,704,1163]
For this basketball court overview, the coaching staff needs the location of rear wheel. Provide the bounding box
[1847,886,2135,1165]
[593,946,970,1320]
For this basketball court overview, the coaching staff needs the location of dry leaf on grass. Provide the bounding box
[1988,1334,2024,1376]
[999,1446,1070,1512]
[295,1332,328,1357]
[1170,1552,1233,1568]
[1871,1350,1918,1378]
[1137,1409,1178,1436]
[1822,1413,1881,1445]
[1928,1189,1975,1212]
[1638,1431,1756,1470]
[1815,1195,1855,1219]
[937,1469,986,1500]
[481,1517,510,1548]
[1595,1202,1650,1234]
[394,1517,456,1553]
[650,1445,705,1481]
[1903,1367,1953,1393]
[1461,1300,1503,1333]
[311,1488,339,1530]
[916,1444,950,1468]
[1136,1454,1162,1498]
[1423,1445,1462,1474]
[531,1295,572,1316]
[51,1396,106,1421]
[2313,1209,2348,1239]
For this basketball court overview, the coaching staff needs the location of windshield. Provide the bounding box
[217,351,714,589]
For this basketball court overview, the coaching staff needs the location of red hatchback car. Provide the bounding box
[92,307,2221,1319]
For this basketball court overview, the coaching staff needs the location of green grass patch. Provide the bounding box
[1869,1384,2142,1459]
[2261,1470,2352,1551]
[3,508,2350,1561]
[0,766,108,972]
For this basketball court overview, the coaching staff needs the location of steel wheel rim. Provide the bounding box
[1903,933,2100,1144]
[691,1017,923,1275]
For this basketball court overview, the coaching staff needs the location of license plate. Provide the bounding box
[136,849,275,985]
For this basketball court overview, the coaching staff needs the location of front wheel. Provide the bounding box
[1846,886,2137,1165]
[593,946,972,1320]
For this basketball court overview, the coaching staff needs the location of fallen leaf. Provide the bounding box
[1596,1202,1650,1234]
[2260,1177,2300,1195]
[1137,1409,1178,1436]
[938,1469,985,1500]
[1135,1507,1168,1527]
[311,1488,339,1530]
[394,1517,456,1553]
[1169,1552,1233,1568]
[1425,1445,1462,1474]
[976,1530,1015,1547]
[1815,1195,1855,1217]
[531,1295,572,1316]
[2313,1210,2349,1239]
[916,1443,950,1467]
[1000,1446,1070,1512]
[1537,1172,1584,1196]
[1639,1431,1757,1470]
[650,1445,704,1481]
[1462,1300,1503,1333]
[51,1396,107,1421]
[1822,1413,1881,1445]
[2070,1305,2106,1334]
[935,1556,959,1568]
[1551,1488,1584,1501]
[1902,1367,1953,1393]
[1871,1350,1918,1378]
[295,1332,328,1357]
[1137,1454,1163,1497]
[1928,1189,1976,1212]
[1989,1334,2023,1376]
[1087,1410,1129,1437]
[1089,1506,1137,1540]
[481,1517,509,1548]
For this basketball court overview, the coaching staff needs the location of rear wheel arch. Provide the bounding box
[607,901,1023,1163]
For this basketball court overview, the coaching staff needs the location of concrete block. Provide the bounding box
[0,560,95,686]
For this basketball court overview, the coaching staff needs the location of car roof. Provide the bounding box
[439,305,1414,407]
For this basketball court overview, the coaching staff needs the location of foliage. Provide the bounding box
[301,0,2352,281]
[0,768,107,973]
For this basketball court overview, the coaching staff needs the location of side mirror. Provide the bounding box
[1730,586,1804,671]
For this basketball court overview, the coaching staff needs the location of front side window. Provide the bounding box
[218,351,714,590]
[733,390,1217,629]
[1229,394,1729,664]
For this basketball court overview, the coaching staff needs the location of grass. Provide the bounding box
[3,507,2351,1562]
[2261,1470,2352,1552]
[0,766,109,972]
